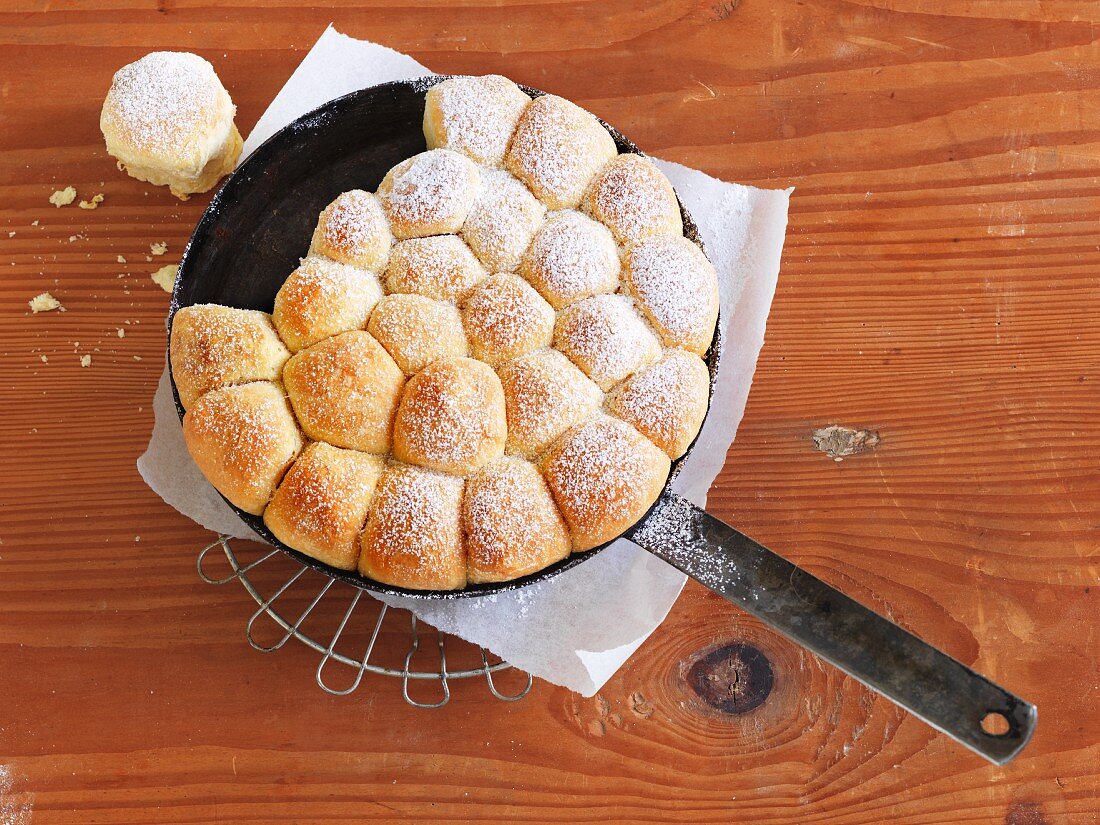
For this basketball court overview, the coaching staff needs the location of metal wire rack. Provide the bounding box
[197,535,533,707]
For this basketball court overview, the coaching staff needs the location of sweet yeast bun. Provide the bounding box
[359,463,467,590]
[623,235,719,356]
[518,210,620,310]
[384,235,486,302]
[367,293,469,375]
[461,168,546,273]
[553,294,661,391]
[607,349,709,459]
[308,189,393,271]
[392,357,506,475]
[505,94,617,210]
[100,52,242,200]
[423,74,530,166]
[170,304,290,410]
[541,414,669,551]
[464,456,570,583]
[182,381,303,515]
[272,255,383,353]
[498,348,602,460]
[583,154,682,244]
[282,330,404,454]
[377,149,481,239]
[263,442,385,570]
[460,274,555,367]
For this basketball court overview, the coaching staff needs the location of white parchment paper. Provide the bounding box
[138,25,792,696]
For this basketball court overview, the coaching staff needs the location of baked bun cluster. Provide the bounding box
[171,75,719,591]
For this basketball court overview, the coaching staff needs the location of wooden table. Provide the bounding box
[2,2,1097,822]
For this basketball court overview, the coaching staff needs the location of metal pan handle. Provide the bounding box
[627,492,1037,765]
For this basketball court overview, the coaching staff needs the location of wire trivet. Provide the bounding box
[197,536,533,707]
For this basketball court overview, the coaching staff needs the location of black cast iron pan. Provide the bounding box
[168,77,1036,764]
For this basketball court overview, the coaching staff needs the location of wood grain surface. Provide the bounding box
[1,1,1098,822]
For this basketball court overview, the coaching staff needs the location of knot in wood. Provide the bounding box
[687,642,773,714]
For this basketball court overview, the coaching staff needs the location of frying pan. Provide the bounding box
[168,77,1037,765]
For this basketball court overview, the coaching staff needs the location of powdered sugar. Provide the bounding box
[505,95,617,209]
[519,210,620,309]
[367,294,469,375]
[269,442,382,547]
[378,149,480,238]
[102,52,226,160]
[282,331,404,454]
[310,190,392,270]
[273,255,383,351]
[543,415,668,542]
[461,169,546,272]
[170,305,289,409]
[393,357,506,474]
[584,154,682,244]
[464,456,569,578]
[362,464,465,580]
[553,294,661,390]
[384,235,486,301]
[461,274,555,367]
[624,235,719,354]
[426,75,530,165]
[607,349,709,459]
[184,382,302,509]
[498,349,603,459]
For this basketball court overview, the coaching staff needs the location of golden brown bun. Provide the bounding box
[423,75,530,166]
[308,190,393,271]
[100,52,241,200]
[582,154,682,244]
[464,456,570,583]
[607,349,709,459]
[553,294,661,391]
[384,235,486,302]
[623,236,719,356]
[461,169,546,273]
[377,149,481,239]
[392,357,506,475]
[263,442,385,570]
[359,463,467,590]
[498,349,603,460]
[541,414,670,551]
[170,304,290,410]
[517,210,620,309]
[367,294,469,375]
[182,382,303,515]
[272,255,383,353]
[282,331,404,454]
[460,274,555,367]
[505,94,617,210]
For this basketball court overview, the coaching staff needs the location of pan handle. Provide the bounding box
[626,492,1037,765]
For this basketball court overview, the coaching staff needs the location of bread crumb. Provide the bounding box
[79,193,105,210]
[49,186,76,207]
[117,328,126,338]
[117,255,126,263]
[68,235,80,243]
[133,355,142,361]
[32,220,39,226]
[40,354,48,363]
[29,292,62,313]
[151,264,177,292]
[80,354,92,368]
[7,231,14,238]
[150,242,167,256]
